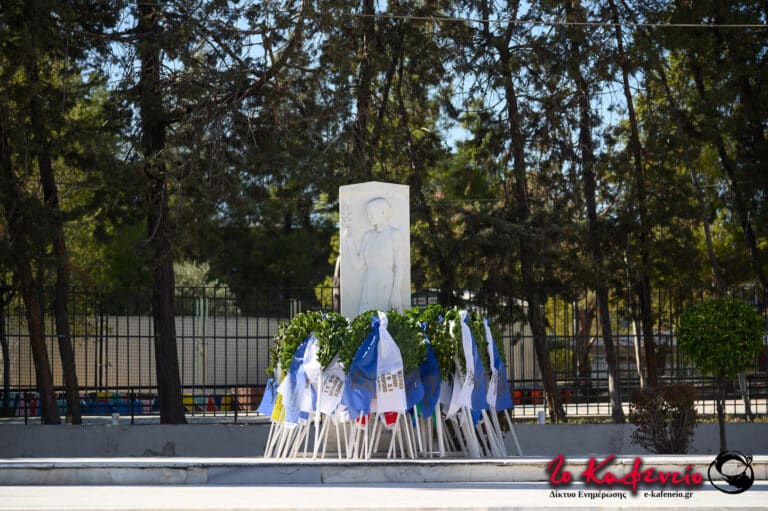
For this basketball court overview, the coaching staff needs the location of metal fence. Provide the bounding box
[1,286,766,422]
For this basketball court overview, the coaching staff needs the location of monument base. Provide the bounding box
[3,455,764,485]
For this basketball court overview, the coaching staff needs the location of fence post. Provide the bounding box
[98,293,104,393]
[232,387,238,424]
[289,299,301,319]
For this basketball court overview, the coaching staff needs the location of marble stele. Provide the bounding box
[339,182,411,318]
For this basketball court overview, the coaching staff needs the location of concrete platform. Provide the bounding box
[3,422,767,458]
[1,457,767,510]
[1,455,766,485]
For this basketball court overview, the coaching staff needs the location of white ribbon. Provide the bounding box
[317,354,346,416]
[371,311,407,414]
[484,319,499,407]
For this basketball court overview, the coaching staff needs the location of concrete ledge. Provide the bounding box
[2,422,767,458]
[1,456,766,486]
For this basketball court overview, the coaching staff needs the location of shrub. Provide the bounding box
[677,297,765,379]
[629,384,698,454]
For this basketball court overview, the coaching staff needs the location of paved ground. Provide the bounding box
[1,481,766,510]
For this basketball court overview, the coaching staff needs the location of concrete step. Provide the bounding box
[1,455,766,486]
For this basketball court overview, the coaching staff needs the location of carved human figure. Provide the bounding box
[342,197,405,314]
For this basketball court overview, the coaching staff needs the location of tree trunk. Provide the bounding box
[574,304,596,394]
[25,51,82,424]
[137,0,186,424]
[597,296,624,422]
[608,0,657,388]
[147,177,186,424]
[715,144,766,300]
[717,374,727,452]
[0,285,12,417]
[582,92,625,421]
[689,165,727,294]
[565,0,624,422]
[688,56,768,310]
[636,280,656,388]
[0,109,60,425]
[526,294,566,422]
[648,55,727,293]
[630,318,646,389]
[19,265,60,424]
[695,83,768,309]
[652,60,754,418]
[496,20,565,422]
[332,256,341,313]
[710,6,768,308]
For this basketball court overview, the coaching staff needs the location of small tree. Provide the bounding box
[677,297,766,452]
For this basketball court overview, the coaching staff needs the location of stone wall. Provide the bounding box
[1,422,766,458]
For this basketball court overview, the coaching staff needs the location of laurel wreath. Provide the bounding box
[314,312,350,368]
[268,311,323,378]
[269,307,505,380]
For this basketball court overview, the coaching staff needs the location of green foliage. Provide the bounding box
[677,297,766,378]
[95,223,152,289]
[423,308,494,375]
[314,276,336,309]
[406,304,445,343]
[344,310,377,370]
[468,311,491,373]
[269,311,323,378]
[432,307,463,376]
[344,310,427,372]
[549,347,573,375]
[314,312,349,368]
[4,0,768,418]
[174,261,218,288]
[629,384,698,454]
[406,304,465,375]
[273,307,493,377]
[385,310,427,372]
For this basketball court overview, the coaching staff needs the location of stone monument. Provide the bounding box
[339,182,410,318]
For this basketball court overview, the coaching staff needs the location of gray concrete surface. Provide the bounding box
[0,423,269,458]
[2,419,766,510]
[0,481,766,510]
[1,455,766,485]
[2,422,766,458]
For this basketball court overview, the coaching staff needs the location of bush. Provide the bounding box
[629,384,698,454]
[677,297,765,379]
[677,296,766,450]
